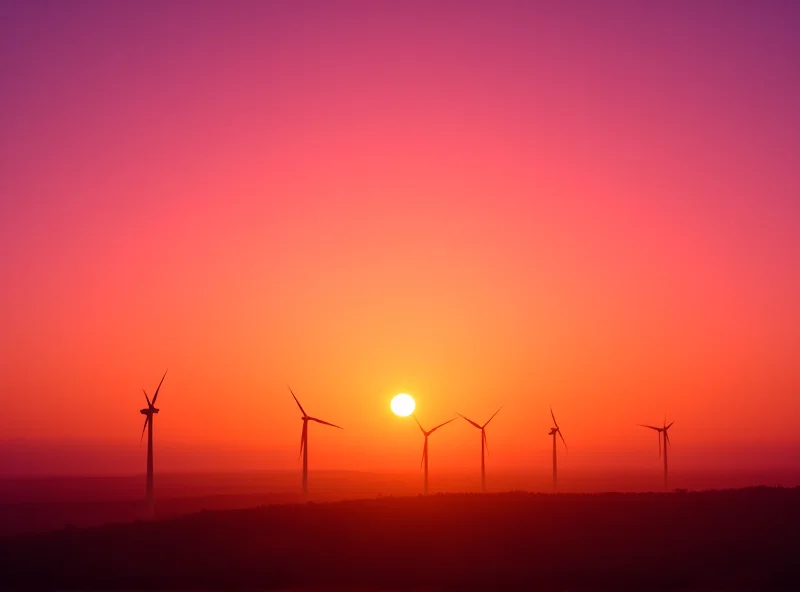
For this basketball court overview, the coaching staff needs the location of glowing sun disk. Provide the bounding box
[391,393,415,417]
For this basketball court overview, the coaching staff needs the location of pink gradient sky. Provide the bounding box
[1,1,798,476]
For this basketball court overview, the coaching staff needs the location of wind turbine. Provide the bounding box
[139,369,167,513]
[413,415,456,495]
[289,386,342,498]
[457,407,502,492]
[640,415,675,491]
[548,407,568,489]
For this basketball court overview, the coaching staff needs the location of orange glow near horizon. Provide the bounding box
[1,2,799,482]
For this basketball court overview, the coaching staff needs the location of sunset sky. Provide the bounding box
[1,1,798,477]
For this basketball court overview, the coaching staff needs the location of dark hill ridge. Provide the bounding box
[1,488,798,590]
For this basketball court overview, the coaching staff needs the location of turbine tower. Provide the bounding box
[414,415,455,495]
[457,407,502,492]
[289,386,342,498]
[139,369,167,514]
[640,415,675,491]
[548,407,568,489]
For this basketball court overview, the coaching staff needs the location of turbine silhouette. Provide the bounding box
[457,407,502,492]
[549,406,568,489]
[640,415,675,491]
[413,415,455,495]
[289,386,342,498]
[139,369,167,514]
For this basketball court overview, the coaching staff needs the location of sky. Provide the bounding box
[1,0,799,477]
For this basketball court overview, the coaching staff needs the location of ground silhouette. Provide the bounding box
[1,487,798,590]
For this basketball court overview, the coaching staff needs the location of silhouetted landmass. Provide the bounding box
[1,487,798,590]
[0,492,301,536]
[3,468,797,538]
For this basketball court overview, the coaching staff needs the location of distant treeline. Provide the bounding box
[1,487,798,590]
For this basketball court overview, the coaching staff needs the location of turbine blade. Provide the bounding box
[420,437,426,468]
[666,421,674,430]
[639,424,661,432]
[151,369,168,406]
[429,417,456,434]
[483,406,503,428]
[413,414,426,434]
[558,428,568,453]
[665,430,671,446]
[139,416,149,444]
[142,389,151,407]
[288,386,307,417]
[308,417,343,430]
[483,429,489,456]
[457,413,481,429]
[550,406,559,429]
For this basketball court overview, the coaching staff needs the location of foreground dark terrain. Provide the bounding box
[1,487,798,590]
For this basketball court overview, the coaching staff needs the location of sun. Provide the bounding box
[391,393,415,417]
